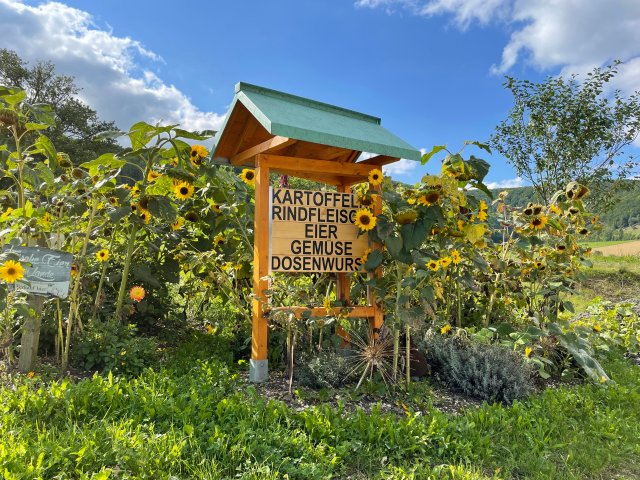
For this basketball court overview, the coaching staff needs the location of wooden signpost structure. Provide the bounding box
[212,83,420,382]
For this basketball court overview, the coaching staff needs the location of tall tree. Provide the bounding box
[490,63,640,209]
[0,49,122,164]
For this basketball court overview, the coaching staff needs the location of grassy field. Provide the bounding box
[568,254,640,311]
[590,240,640,256]
[1,335,639,480]
[581,240,635,248]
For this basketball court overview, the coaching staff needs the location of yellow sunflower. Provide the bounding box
[451,249,461,264]
[108,196,119,206]
[174,182,195,201]
[549,204,561,215]
[426,260,439,271]
[524,347,533,358]
[439,257,452,268]
[354,208,376,231]
[70,264,79,277]
[0,260,25,283]
[147,170,161,182]
[190,144,208,167]
[171,217,184,231]
[417,195,430,207]
[210,202,222,214]
[240,168,256,186]
[478,209,488,221]
[140,209,151,224]
[530,215,548,230]
[440,324,451,335]
[96,249,110,262]
[213,234,226,247]
[360,248,372,265]
[368,168,383,186]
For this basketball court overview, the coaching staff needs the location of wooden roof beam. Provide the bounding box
[230,136,297,166]
[356,155,399,167]
[260,154,375,177]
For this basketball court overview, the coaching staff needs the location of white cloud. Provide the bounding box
[356,0,640,95]
[383,158,418,175]
[0,0,224,133]
[484,176,525,189]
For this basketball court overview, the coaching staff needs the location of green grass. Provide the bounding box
[581,240,635,248]
[1,334,639,479]
[568,254,640,312]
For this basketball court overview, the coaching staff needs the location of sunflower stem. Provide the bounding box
[113,223,140,322]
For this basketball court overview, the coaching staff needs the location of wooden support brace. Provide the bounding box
[230,136,296,166]
[269,306,375,318]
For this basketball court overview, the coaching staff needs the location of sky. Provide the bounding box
[1,0,639,187]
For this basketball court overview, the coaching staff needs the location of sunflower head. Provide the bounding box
[523,207,534,216]
[424,191,441,204]
[354,208,376,231]
[190,145,208,167]
[213,234,226,247]
[70,264,79,277]
[240,169,256,186]
[140,210,151,224]
[368,168,383,186]
[451,249,461,264]
[439,257,452,268]
[185,211,199,222]
[0,260,25,283]
[171,217,184,231]
[530,215,548,230]
[360,248,372,265]
[440,324,452,335]
[395,209,417,225]
[174,181,195,201]
[426,260,440,271]
[147,170,161,182]
[210,203,222,214]
[96,249,110,262]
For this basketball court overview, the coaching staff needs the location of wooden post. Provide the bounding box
[17,294,44,372]
[336,184,352,348]
[368,185,384,340]
[250,154,270,382]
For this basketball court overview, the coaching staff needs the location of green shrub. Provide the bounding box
[423,334,535,403]
[296,350,354,389]
[71,321,158,376]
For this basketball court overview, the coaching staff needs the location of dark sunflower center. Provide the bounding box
[246,172,254,180]
[180,187,189,195]
[426,192,439,203]
[7,267,15,275]
[359,215,370,225]
[532,218,542,226]
[191,150,197,157]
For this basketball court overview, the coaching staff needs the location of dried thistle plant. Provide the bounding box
[346,328,397,390]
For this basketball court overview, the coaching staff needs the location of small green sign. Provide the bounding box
[8,246,73,298]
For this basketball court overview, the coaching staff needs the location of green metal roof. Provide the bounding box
[212,82,421,161]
